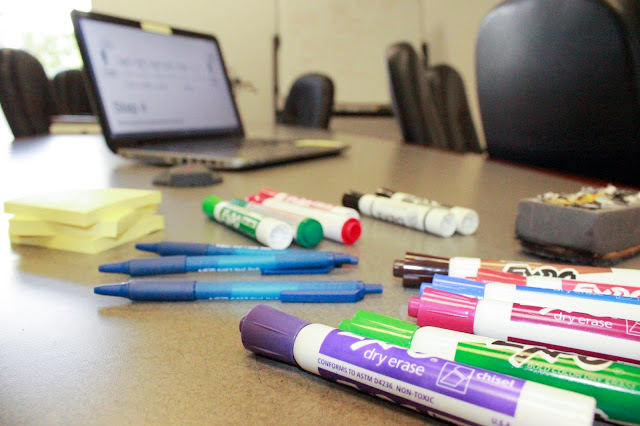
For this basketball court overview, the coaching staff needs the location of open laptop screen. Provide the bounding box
[73,11,241,139]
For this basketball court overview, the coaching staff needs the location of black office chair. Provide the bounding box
[386,42,445,147]
[277,73,334,129]
[426,63,483,153]
[0,48,58,138]
[51,69,93,115]
[476,0,640,187]
[386,42,481,153]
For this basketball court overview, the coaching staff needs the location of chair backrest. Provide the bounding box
[426,64,483,153]
[277,73,334,129]
[51,69,93,115]
[477,0,640,186]
[0,48,57,138]
[386,42,480,152]
[386,42,436,145]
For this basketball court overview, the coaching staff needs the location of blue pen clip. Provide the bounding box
[261,266,334,275]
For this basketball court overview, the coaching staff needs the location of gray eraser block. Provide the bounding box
[515,198,640,255]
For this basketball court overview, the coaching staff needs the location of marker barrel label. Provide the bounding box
[511,305,640,343]
[215,205,260,239]
[316,329,525,421]
[453,340,640,424]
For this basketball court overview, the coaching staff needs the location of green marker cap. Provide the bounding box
[295,218,324,248]
[202,194,223,217]
[338,310,419,348]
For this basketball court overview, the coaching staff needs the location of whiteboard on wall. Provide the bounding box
[277,0,423,111]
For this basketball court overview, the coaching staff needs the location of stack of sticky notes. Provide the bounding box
[5,188,164,254]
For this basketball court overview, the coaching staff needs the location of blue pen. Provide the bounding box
[94,280,382,302]
[98,252,358,276]
[423,274,640,320]
[136,241,304,256]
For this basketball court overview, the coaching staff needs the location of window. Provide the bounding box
[0,1,91,138]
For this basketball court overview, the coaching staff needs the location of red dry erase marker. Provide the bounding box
[246,194,361,245]
[258,188,360,219]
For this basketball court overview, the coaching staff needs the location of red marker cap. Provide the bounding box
[258,188,279,198]
[408,288,478,333]
[341,218,362,245]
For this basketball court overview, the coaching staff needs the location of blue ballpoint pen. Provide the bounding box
[98,252,358,276]
[136,241,304,256]
[94,280,383,302]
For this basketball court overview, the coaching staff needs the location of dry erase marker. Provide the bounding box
[342,192,456,238]
[376,188,479,235]
[409,288,640,365]
[202,195,293,249]
[231,199,324,248]
[339,310,640,425]
[447,255,640,284]
[476,268,640,298]
[393,252,640,287]
[257,188,360,219]
[240,305,595,426]
[246,195,361,245]
[425,274,640,321]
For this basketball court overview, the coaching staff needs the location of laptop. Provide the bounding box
[71,10,347,170]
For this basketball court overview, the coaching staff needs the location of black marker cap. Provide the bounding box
[342,191,363,211]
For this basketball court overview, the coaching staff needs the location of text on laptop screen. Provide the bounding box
[78,19,240,136]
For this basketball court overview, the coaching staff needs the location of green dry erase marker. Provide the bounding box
[230,199,323,248]
[202,195,293,249]
[338,310,640,424]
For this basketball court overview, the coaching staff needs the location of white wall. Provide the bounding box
[90,0,503,137]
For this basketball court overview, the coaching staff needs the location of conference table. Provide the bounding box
[1,125,637,425]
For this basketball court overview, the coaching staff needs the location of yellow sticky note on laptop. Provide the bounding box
[4,188,162,227]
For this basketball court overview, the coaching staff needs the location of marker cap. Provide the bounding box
[339,311,419,348]
[341,218,362,245]
[239,304,310,366]
[450,207,479,236]
[408,288,478,332]
[341,192,362,211]
[202,194,221,217]
[295,218,324,248]
[424,207,456,237]
[393,255,450,280]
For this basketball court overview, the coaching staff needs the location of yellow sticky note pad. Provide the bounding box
[10,214,165,254]
[4,188,162,227]
[9,205,158,238]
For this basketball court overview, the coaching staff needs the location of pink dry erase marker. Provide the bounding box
[408,288,640,365]
[476,268,640,298]
[257,188,360,219]
[246,194,361,245]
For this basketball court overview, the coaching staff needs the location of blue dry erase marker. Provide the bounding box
[98,252,358,276]
[424,274,640,321]
[136,241,305,256]
[94,280,382,302]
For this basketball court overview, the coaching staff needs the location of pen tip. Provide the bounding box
[98,261,128,273]
[94,283,128,297]
[135,242,158,252]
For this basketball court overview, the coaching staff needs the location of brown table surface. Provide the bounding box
[1,126,636,425]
